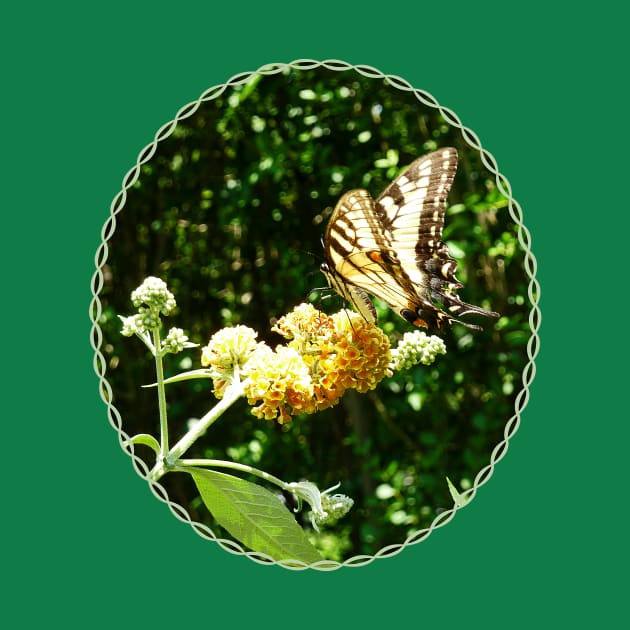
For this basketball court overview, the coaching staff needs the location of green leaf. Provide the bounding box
[446,477,469,508]
[141,368,213,388]
[189,468,322,565]
[125,433,160,454]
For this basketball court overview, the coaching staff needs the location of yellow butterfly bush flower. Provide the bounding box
[244,343,316,423]
[201,303,392,425]
[200,325,260,399]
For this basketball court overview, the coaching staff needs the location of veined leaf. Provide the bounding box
[189,468,322,565]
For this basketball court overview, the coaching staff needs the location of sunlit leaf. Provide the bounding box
[189,468,322,565]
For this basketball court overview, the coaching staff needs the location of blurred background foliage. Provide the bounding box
[98,66,531,561]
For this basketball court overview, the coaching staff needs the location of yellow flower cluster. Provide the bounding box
[243,344,316,424]
[200,325,259,398]
[255,304,391,424]
[200,304,392,425]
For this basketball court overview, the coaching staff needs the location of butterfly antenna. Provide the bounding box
[295,246,325,264]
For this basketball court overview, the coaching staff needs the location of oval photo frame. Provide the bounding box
[90,59,540,570]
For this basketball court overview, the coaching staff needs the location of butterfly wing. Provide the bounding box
[321,187,402,321]
[322,148,499,330]
[373,147,499,328]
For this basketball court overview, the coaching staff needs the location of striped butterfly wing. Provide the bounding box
[321,148,499,330]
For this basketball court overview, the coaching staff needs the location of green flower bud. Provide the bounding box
[389,330,446,372]
[131,277,176,316]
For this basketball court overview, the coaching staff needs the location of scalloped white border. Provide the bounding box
[89,58,541,571]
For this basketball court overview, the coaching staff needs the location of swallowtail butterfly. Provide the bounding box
[320,148,499,330]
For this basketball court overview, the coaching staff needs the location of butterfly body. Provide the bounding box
[321,148,499,331]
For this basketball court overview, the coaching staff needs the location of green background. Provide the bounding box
[2,1,625,627]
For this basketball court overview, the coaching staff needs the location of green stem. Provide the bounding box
[147,354,248,483]
[152,327,169,458]
[173,458,289,491]
[167,378,246,463]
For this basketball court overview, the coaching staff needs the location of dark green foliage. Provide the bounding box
[98,67,531,561]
